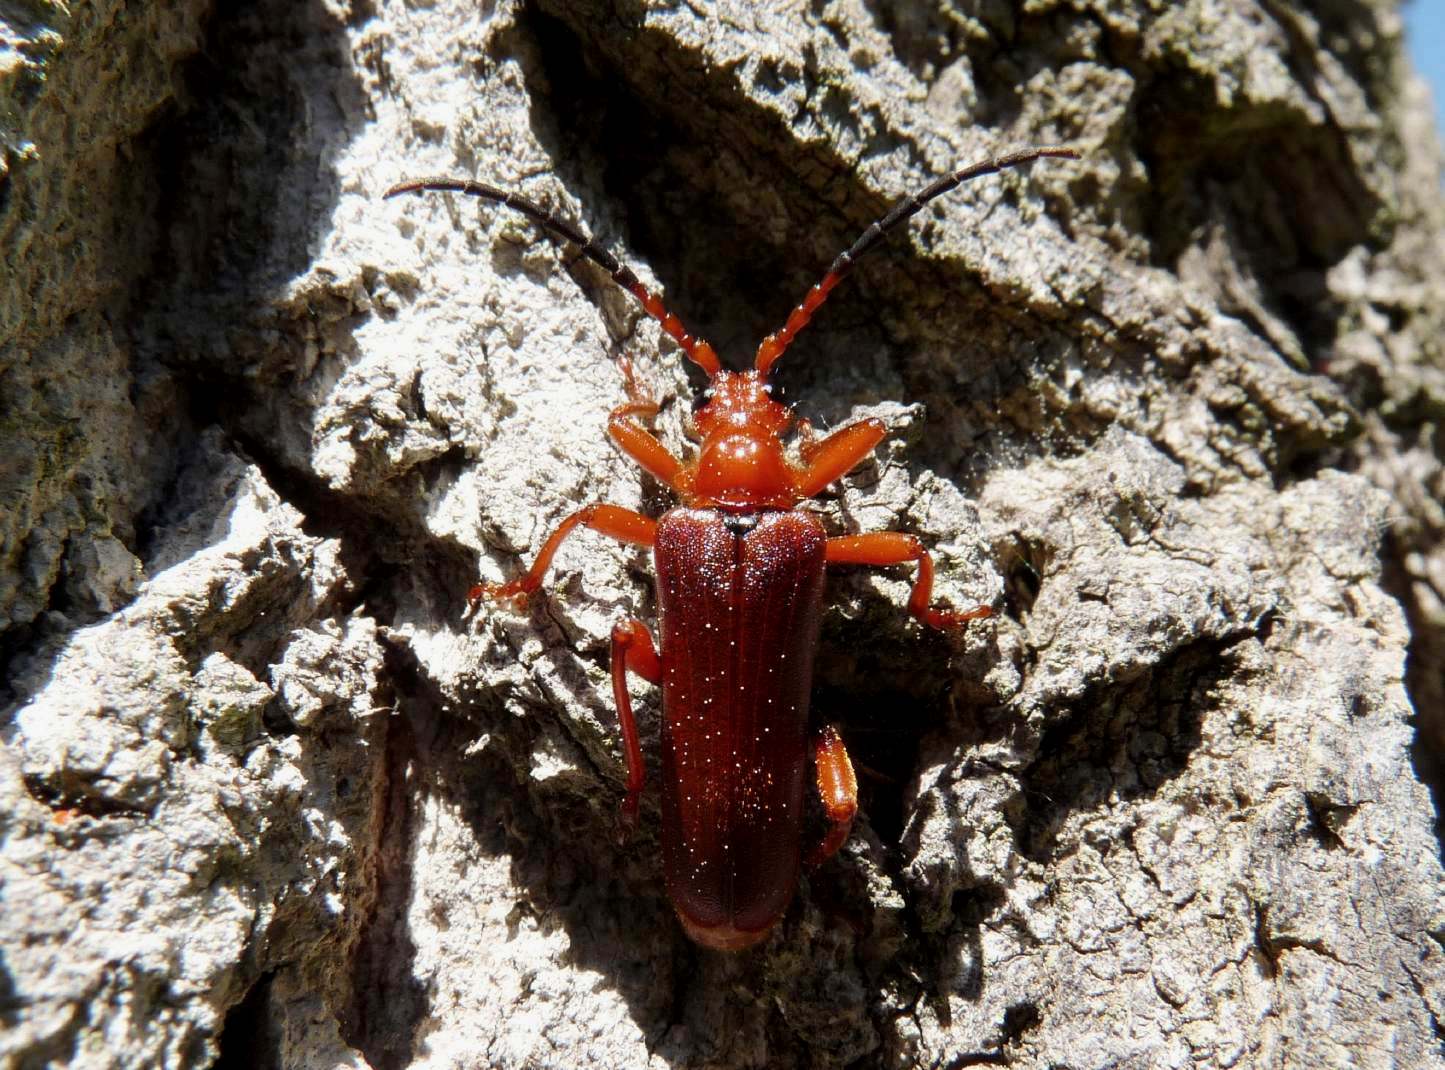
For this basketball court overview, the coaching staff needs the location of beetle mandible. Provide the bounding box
[384,146,1077,950]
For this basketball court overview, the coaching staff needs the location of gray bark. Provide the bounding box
[2,1,1443,1068]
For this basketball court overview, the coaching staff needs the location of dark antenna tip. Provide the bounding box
[752,144,1081,375]
[382,177,464,200]
[379,174,723,377]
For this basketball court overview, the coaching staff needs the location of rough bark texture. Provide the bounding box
[2,1,1443,1068]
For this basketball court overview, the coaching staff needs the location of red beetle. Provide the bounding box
[386,147,1076,949]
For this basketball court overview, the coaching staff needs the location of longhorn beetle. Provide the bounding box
[384,146,1077,950]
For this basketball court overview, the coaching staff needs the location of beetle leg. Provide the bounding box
[608,411,686,488]
[605,358,687,486]
[794,418,888,498]
[611,618,661,832]
[472,503,656,607]
[825,532,994,630]
[806,724,858,866]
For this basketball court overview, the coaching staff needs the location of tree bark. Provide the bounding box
[2,1,1442,1067]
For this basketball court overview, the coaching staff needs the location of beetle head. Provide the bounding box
[691,370,790,438]
[682,370,798,510]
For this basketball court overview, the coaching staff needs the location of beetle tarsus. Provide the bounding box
[470,579,533,609]
[921,603,995,631]
[615,354,660,419]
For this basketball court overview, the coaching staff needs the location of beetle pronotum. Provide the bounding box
[385,146,1077,949]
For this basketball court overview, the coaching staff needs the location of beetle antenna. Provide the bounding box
[385,177,723,378]
[753,146,1079,376]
